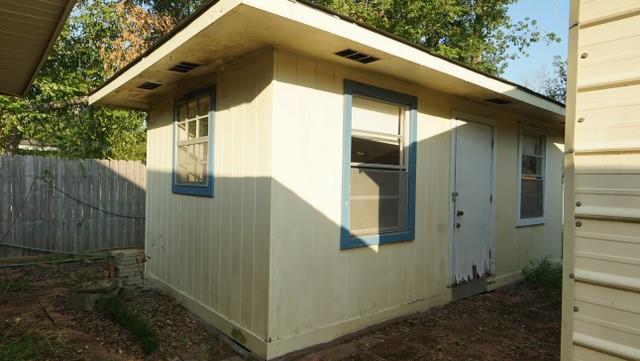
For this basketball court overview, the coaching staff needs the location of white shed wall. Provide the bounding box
[144,48,274,354]
[267,49,564,358]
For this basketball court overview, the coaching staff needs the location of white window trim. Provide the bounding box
[516,127,547,227]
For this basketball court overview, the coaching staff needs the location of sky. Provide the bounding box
[503,0,569,87]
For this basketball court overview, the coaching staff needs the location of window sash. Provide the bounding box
[175,93,211,187]
[349,168,408,237]
[350,102,407,170]
[349,97,409,238]
[518,131,545,222]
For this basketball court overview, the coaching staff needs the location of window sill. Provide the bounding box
[516,218,545,227]
[341,230,414,250]
[172,183,214,197]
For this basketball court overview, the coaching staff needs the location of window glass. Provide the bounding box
[350,169,407,235]
[349,95,408,237]
[521,155,542,176]
[188,120,197,139]
[187,99,197,118]
[522,134,543,155]
[199,118,209,138]
[352,96,401,135]
[519,132,545,221]
[178,105,187,122]
[351,136,400,166]
[176,94,210,186]
[198,97,209,117]
[521,179,544,218]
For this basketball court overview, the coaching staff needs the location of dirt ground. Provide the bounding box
[0,258,236,361]
[0,259,560,361]
[290,283,561,361]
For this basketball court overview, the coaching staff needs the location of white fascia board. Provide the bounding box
[88,0,242,105]
[245,0,565,116]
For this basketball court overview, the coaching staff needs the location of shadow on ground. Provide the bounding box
[288,283,560,361]
[0,259,559,361]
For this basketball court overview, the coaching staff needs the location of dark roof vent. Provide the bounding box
[486,98,511,105]
[335,49,379,64]
[138,82,162,90]
[169,61,201,73]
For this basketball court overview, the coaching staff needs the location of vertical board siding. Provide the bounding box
[564,1,640,359]
[0,155,146,258]
[143,48,273,341]
[267,49,564,356]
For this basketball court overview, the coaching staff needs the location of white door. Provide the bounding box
[452,119,494,284]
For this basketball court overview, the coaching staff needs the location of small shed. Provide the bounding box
[562,0,640,360]
[90,0,566,358]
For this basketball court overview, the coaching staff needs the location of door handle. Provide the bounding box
[457,210,464,216]
[455,222,461,229]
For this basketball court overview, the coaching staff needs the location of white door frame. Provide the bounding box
[448,111,497,286]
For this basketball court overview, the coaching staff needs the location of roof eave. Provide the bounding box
[89,0,565,119]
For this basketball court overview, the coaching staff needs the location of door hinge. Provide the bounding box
[490,194,493,203]
[491,139,494,148]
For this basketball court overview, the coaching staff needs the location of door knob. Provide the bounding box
[457,210,464,216]
[455,222,461,229]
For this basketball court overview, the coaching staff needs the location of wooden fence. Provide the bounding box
[0,155,146,259]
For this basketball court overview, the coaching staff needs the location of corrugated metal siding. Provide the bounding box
[145,49,273,346]
[563,1,640,360]
[267,49,564,358]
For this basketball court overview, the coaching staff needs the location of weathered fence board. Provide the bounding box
[0,155,146,258]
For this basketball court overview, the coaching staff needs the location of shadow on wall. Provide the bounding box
[143,122,482,343]
[143,57,564,346]
[0,155,146,259]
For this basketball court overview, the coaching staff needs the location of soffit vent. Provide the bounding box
[486,98,511,105]
[335,49,380,64]
[169,61,201,73]
[138,82,162,90]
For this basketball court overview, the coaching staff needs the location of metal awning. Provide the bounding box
[0,0,76,97]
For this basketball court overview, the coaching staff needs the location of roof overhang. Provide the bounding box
[0,0,77,97]
[89,0,565,123]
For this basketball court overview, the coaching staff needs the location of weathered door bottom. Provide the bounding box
[451,276,488,301]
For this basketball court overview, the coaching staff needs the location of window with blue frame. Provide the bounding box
[341,80,417,249]
[172,89,215,197]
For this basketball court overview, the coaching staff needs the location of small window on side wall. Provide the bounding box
[518,130,545,225]
[173,90,215,197]
[341,80,417,249]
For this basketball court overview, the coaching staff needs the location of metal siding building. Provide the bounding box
[562,0,640,360]
[91,1,566,358]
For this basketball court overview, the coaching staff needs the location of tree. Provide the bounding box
[521,55,566,104]
[541,56,567,104]
[309,0,559,75]
[0,1,141,159]
[0,0,206,159]
[1,0,560,158]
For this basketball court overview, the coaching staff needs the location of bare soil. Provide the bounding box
[290,283,561,361]
[0,258,236,361]
[1,259,560,361]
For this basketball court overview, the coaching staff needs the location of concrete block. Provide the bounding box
[68,293,103,312]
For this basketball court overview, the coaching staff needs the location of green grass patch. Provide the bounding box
[96,296,159,355]
[522,257,562,291]
[0,280,30,295]
[0,331,80,361]
[0,333,35,361]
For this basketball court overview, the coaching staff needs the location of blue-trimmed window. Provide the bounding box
[341,80,417,250]
[517,129,546,226]
[172,89,215,197]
